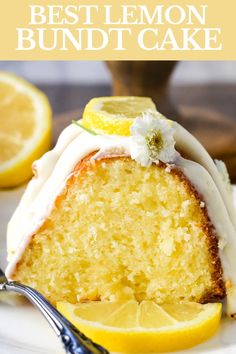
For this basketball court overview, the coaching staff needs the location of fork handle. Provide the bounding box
[2,281,108,354]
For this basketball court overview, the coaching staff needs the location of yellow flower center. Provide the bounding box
[146,130,164,160]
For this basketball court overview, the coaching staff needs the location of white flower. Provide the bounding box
[130,112,178,167]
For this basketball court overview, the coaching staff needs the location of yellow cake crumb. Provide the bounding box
[13,157,224,305]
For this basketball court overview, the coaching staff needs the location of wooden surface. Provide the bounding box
[38,83,236,181]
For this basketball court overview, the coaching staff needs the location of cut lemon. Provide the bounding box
[57,300,222,353]
[0,72,52,188]
[82,96,156,136]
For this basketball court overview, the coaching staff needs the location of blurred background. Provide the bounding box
[0,60,235,113]
[1,61,236,87]
[0,60,236,179]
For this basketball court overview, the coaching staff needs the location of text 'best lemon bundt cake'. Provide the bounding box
[5,96,236,318]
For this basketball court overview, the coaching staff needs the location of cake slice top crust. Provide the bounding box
[5,113,236,317]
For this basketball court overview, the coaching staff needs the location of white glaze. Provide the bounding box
[5,121,236,316]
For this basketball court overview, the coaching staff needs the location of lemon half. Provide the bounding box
[57,300,221,353]
[0,72,52,188]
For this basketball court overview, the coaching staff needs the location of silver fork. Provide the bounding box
[0,267,109,354]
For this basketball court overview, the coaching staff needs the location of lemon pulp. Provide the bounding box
[57,300,222,353]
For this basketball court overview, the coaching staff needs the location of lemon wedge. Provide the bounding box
[57,300,221,353]
[0,72,52,188]
[82,96,156,136]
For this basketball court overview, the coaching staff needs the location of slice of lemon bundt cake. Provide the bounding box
[5,97,236,318]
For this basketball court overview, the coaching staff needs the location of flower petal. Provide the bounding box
[130,112,178,167]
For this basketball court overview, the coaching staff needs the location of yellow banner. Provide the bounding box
[0,0,235,60]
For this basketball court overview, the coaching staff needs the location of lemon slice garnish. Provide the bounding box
[82,96,156,136]
[0,72,52,188]
[57,300,222,353]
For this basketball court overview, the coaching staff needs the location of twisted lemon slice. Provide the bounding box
[57,300,221,353]
[82,96,156,136]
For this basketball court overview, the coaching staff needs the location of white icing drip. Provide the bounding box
[176,158,236,281]
[174,122,236,230]
[5,122,236,316]
[7,124,82,258]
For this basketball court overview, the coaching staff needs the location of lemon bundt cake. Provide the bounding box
[5,97,236,318]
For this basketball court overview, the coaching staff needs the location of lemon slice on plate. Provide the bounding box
[82,96,156,136]
[0,72,52,188]
[57,300,221,353]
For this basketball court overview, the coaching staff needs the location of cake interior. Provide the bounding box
[13,157,224,305]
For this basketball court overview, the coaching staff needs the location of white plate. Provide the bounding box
[0,186,236,354]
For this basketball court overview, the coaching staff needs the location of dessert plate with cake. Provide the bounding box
[1,96,236,353]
